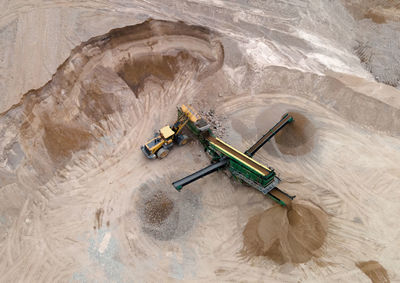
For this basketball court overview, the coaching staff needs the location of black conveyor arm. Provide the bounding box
[173,158,228,191]
[244,113,293,157]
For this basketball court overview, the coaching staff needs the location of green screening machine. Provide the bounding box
[172,108,295,206]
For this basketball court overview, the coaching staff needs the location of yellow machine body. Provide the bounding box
[180,105,200,123]
[141,105,197,159]
[144,136,164,154]
[160,126,175,139]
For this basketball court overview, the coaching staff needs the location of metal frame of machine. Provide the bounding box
[140,105,201,159]
[141,105,295,206]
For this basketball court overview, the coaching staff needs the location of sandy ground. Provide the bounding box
[1,2,400,283]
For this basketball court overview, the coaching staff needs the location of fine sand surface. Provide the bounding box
[1,2,400,282]
[242,201,328,264]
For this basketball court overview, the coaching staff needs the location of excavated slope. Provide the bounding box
[1,4,400,281]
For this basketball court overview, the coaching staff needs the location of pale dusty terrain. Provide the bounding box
[1,1,400,282]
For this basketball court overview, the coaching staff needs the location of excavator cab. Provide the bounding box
[160,126,175,143]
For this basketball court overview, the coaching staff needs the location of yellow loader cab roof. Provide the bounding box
[160,126,175,139]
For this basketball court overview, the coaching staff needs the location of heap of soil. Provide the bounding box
[117,52,198,97]
[356,260,390,283]
[242,202,328,264]
[42,122,93,164]
[274,112,315,156]
[143,192,174,225]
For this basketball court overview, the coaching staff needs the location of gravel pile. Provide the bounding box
[200,109,227,137]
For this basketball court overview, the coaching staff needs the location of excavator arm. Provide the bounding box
[172,104,200,135]
[172,116,189,136]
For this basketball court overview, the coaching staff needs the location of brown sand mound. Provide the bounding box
[356,260,390,283]
[42,122,93,164]
[274,112,315,156]
[143,192,174,225]
[117,52,197,97]
[242,202,328,264]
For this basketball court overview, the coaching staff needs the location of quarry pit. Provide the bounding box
[1,2,400,282]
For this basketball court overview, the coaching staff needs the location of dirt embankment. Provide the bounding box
[0,19,224,184]
[242,201,328,264]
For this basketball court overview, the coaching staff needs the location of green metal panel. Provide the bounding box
[181,108,276,191]
[229,159,275,187]
[208,143,265,177]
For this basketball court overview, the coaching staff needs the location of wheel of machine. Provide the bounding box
[157,148,169,159]
[178,135,189,146]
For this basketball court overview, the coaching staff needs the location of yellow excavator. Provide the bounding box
[141,105,208,159]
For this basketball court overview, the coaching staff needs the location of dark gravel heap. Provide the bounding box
[137,182,201,241]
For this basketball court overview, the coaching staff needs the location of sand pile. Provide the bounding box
[243,202,328,264]
[117,51,199,97]
[356,261,390,283]
[274,112,315,156]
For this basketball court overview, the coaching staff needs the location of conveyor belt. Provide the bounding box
[173,158,228,190]
[268,188,294,207]
[245,113,293,157]
[207,136,271,176]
